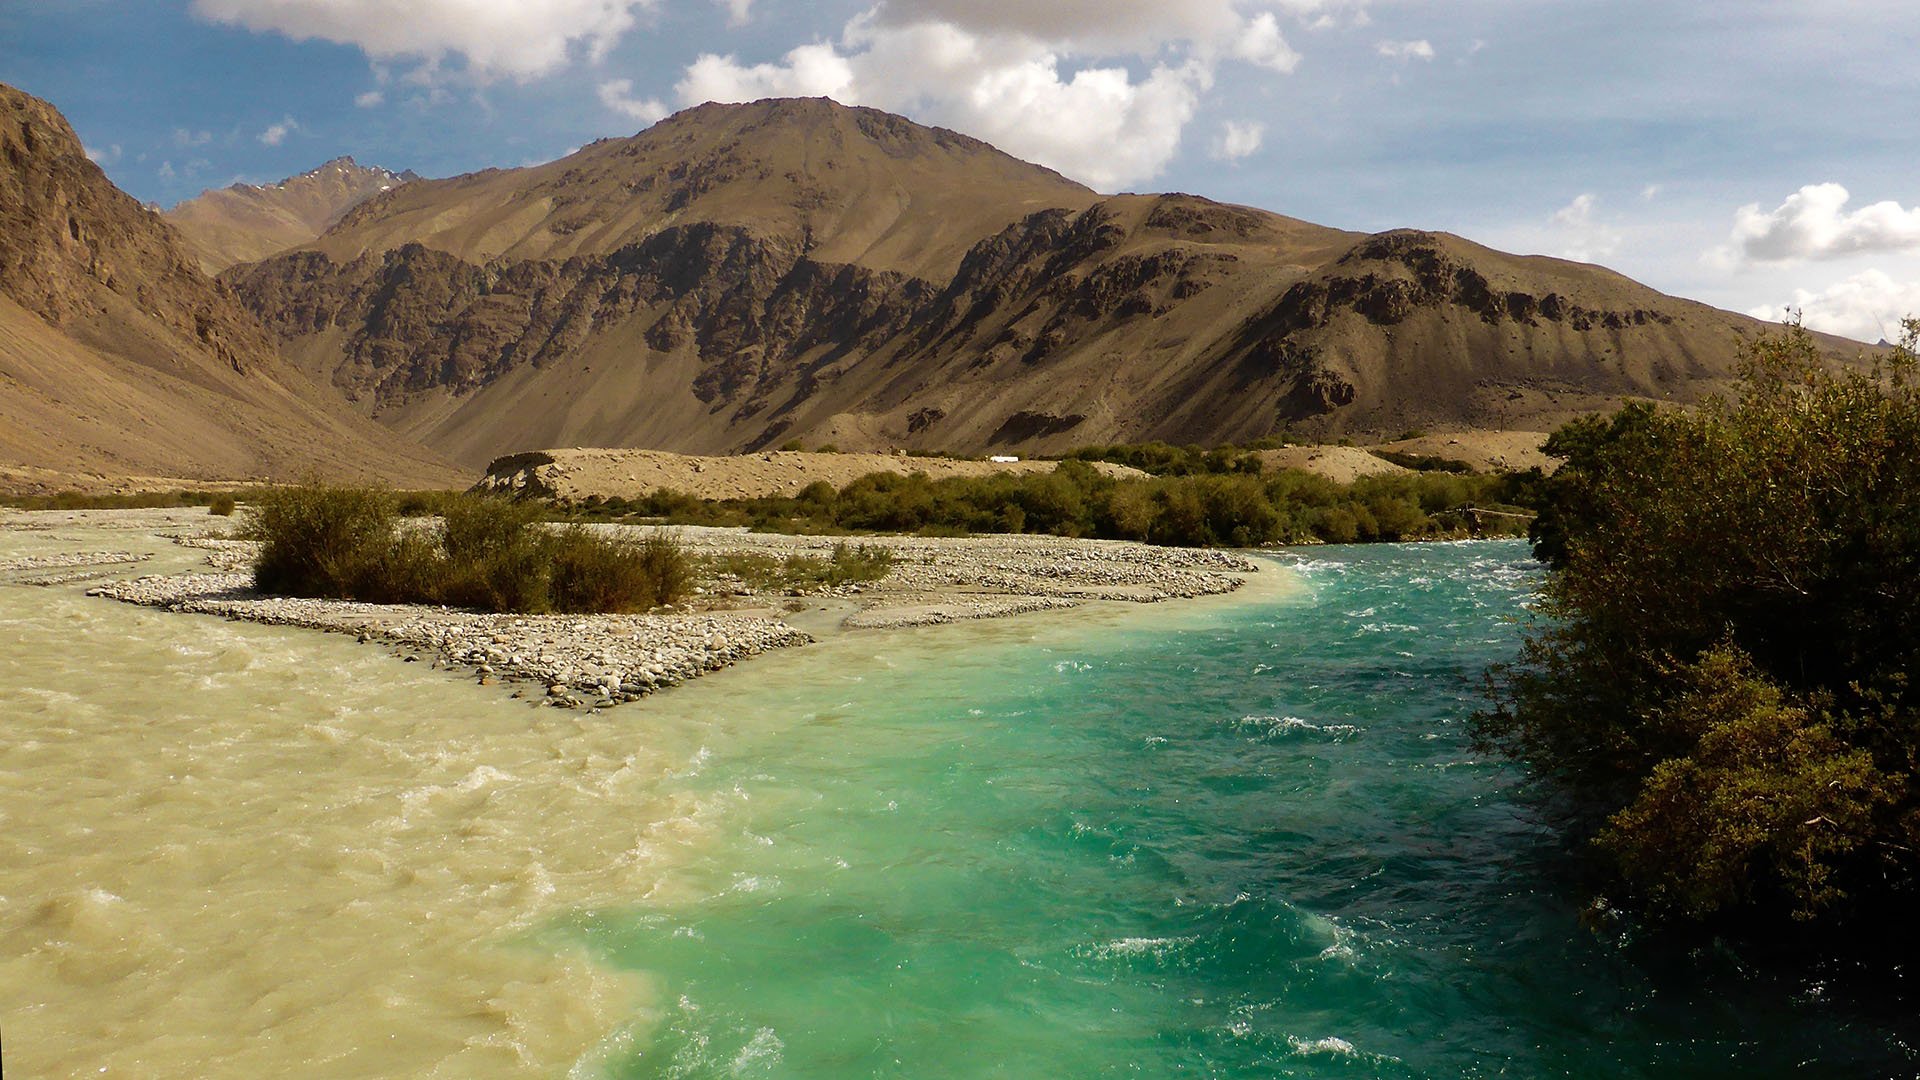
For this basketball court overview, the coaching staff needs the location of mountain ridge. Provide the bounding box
[223,97,1855,470]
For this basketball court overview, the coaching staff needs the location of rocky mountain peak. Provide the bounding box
[166,153,422,272]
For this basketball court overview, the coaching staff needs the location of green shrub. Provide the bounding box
[245,484,398,599]
[697,542,889,592]
[246,484,688,613]
[1066,441,1261,476]
[827,542,893,584]
[1479,321,1920,934]
[2,488,268,511]
[579,459,1531,548]
[208,495,237,516]
[547,527,690,613]
[395,490,461,517]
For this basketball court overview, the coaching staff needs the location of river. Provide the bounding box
[1,525,1910,1076]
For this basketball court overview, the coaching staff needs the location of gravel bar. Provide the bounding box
[89,572,812,708]
[27,510,1265,709]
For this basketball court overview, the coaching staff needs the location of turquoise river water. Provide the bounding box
[4,528,1916,1076]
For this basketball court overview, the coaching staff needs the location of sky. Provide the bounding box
[4,0,1919,342]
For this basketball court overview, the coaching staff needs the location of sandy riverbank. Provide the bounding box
[4,508,1271,708]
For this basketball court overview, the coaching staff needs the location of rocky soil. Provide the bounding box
[10,508,1264,709]
[1255,446,1410,483]
[0,549,152,586]
[88,570,813,709]
[477,448,1146,502]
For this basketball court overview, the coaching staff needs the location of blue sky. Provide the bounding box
[5,0,1919,341]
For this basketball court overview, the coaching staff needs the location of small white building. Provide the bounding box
[988,455,1020,463]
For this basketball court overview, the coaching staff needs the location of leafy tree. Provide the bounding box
[1479,321,1920,930]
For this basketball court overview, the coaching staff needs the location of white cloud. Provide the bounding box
[1552,192,1596,227]
[597,78,669,124]
[1728,183,1920,264]
[1748,270,1920,344]
[713,0,751,27]
[1232,13,1300,74]
[1271,0,1371,31]
[1640,183,1661,201]
[678,42,855,103]
[1548,192,1619,262]
[678,27,1205,190]
[667,3,1346,190]
[869,0,1245,56]
[354,89,385,107]
[189,0,658,81]
[173,128,211,148]
[1211,120,1264,161]
[258,117,299,146]
[84,143,122,165]
[158,160,177,181]
[1375,39,1435,61]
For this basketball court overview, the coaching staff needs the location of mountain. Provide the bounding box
[165,156,419,273]
[0,83,461,492]
[222,97,1863,470]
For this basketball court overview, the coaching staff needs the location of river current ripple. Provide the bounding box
[2,527,1913,1076]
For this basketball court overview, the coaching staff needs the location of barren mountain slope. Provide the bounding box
[0,83,462,491]
[224,97,1863,470]
[165,156,418,273]
[309,97,1098,280]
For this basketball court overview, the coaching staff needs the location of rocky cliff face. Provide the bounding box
[1,87,274,373]
[0,83,460,491]
[219,98,1859,468]
[232,224,934,413]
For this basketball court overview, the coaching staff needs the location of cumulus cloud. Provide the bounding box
[1728,183,1920,264]
[1548,192,1619,262]
[713,0,752,26]
[597,78,669,123]
[189,0,657,81]
[173,128,211,148]
[258,117,298,146]
[1375,39,1434,61]
[678,42,855,103]
[1748,270,1920,343]
[666,2,1345,189]
[1211,120,1264,161]
[869,0,1243,56]
[354,89,385,107]
[85,143,122,165]
[678,29,1205,189]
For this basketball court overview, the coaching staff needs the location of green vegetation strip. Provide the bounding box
[563,463,1537,546]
